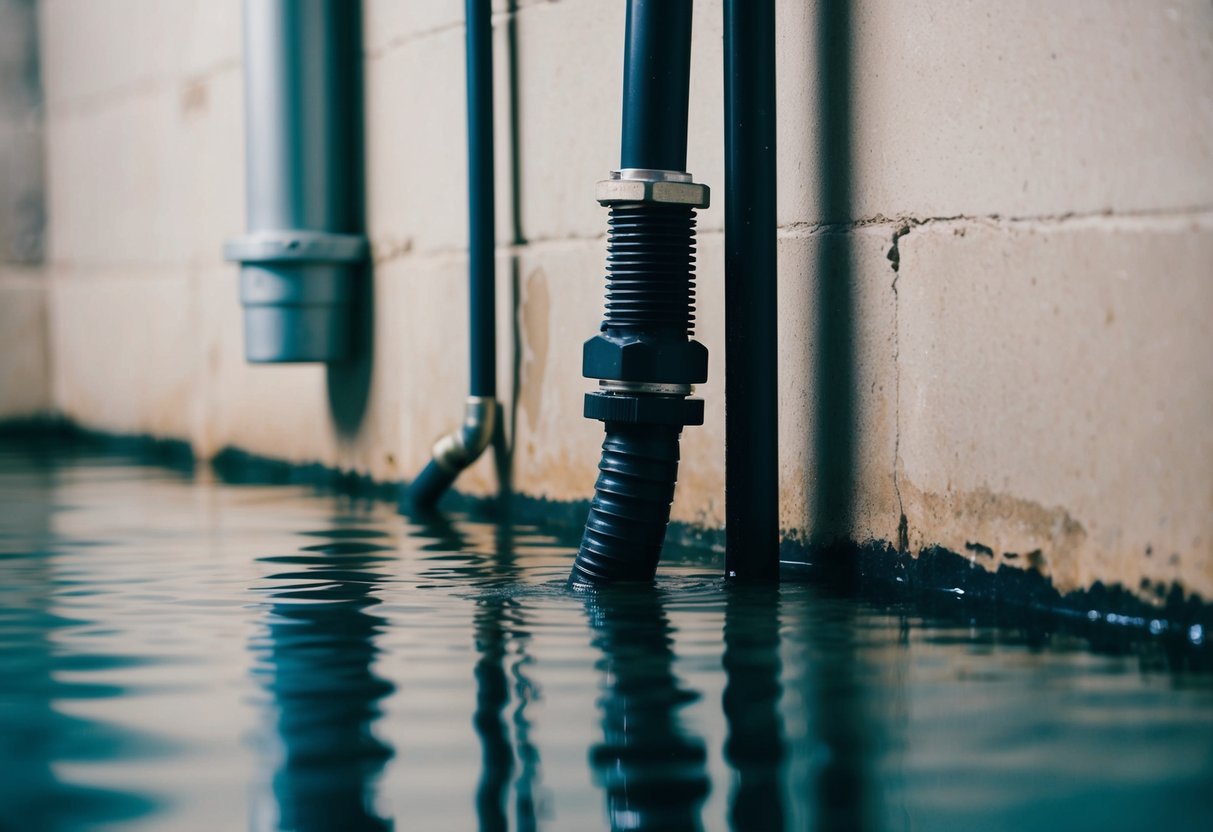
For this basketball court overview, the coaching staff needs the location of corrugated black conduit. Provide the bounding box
[407,0,498,508]
[570,0,709,584]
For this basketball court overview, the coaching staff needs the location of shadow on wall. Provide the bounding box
[327,0,375,437]
[809,1,859,572]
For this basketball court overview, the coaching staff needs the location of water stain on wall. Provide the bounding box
[899,476,1091,591]
[519,267,549,434]
[180,79,208,118]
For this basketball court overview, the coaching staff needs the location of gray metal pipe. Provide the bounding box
[224,0,367,363]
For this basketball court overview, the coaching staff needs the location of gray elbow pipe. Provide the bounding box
[223,0,367,363]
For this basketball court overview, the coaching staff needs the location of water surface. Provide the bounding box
[1,437,1211,831]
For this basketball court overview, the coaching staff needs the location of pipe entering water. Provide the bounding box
[570,0,708,585]
[407,0,498,509]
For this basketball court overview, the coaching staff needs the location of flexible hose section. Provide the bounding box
[572,423,682,583]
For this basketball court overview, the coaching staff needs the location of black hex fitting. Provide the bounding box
[584,392,704,427]
[583,335,707,385]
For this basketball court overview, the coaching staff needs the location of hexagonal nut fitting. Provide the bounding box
[584,392,705,427]
[596,177,710,209]
[583,335,708,385]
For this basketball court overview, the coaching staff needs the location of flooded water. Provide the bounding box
[1,436,1211,831]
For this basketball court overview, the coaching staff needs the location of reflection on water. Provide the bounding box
[799,600,880,832]
[250,528,396,831]
[0,447,158,830]
[411,511,542,832]
[2,437,1212,831]
[584,587,710,831]
[722,585,786,832]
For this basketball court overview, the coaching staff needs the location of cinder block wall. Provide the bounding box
[6,0,1213,603]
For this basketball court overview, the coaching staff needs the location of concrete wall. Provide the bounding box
[15,1,1213,603]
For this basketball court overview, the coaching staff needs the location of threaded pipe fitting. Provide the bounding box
[604,204,696,336]
[574,169,708,585]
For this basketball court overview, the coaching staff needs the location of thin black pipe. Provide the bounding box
[407,0,498,508]
[620,0,693,172]
[468,0,496,398]
[722,585,786,830]
[723,0,780,581]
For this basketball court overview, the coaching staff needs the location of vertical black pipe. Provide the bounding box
[467,0,496,398]
[325,0,374,435]
[723,0,780,581]
[620,0,693,171]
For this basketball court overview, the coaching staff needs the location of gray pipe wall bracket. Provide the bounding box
[224,231,368,363]
[226,0,367,365]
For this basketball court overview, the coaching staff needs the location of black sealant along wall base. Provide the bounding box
[1,419,1209,650]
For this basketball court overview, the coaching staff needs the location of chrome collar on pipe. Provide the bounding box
[430,396,497,474]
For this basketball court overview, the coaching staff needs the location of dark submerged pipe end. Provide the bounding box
[407,459,460,511]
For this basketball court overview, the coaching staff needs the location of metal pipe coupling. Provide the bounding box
[430,395,498,474]
[596,168,710,209]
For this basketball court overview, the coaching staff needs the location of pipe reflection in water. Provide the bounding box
[249,525,396,831]
[472,591,542,832]
[722,585,787,831]
[797,601,881,832]
[411,511,542,832]
[0,452,159,829]
[583,587,709,831]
